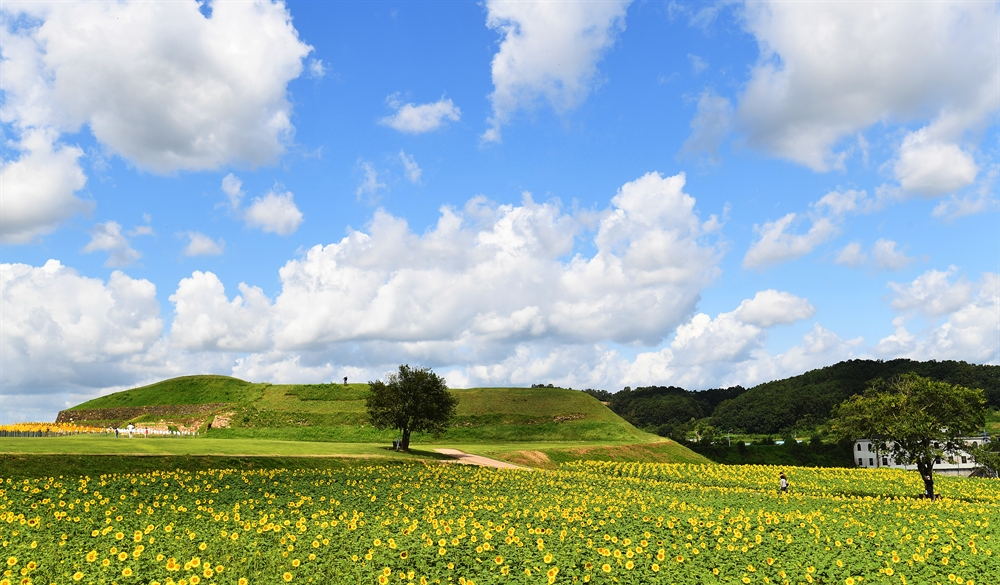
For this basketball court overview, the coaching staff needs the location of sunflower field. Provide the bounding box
[2,461,998,584]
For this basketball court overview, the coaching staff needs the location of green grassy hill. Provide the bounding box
[70,375,264,408]
[60,376,655,445]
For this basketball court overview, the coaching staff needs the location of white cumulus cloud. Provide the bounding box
[380,96,460,134]
[888,266,974,317]
[0,260,164,420]
[169,171,720,362]
[221,174,303,235]
[0,129,90,243]
[733,289,815,328]
[878,269,999,363]
[623,292,846,390]
[482,0,631,142]
[244,189,304,236]
[0,0,313,173]
[169,271,273,352]
[736,0,999,172]
[894,128,979,197]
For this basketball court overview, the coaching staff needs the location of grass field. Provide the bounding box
[4,461,998,584]
[0,435,407,456]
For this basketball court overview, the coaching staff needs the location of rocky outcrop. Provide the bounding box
[56,403,228,424]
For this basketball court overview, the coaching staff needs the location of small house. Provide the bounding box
[853,435,991,477]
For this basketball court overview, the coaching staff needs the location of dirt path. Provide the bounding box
[433,449,529,470]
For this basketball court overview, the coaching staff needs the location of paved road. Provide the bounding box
[434,449,529,470]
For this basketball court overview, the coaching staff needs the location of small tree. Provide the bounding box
[829,373,985,499]
[366,364,457,451]
[970,438,1000,478]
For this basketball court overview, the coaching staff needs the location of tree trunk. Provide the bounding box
[400,428,411,451]
[917,460,935,499]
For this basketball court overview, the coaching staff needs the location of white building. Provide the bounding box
[854,436,991,476]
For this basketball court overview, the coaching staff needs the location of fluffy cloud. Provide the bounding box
[244,189,303,236]
[182,232,224,257]
[743,213,838,269]
[878,269,999,363]
[0,0,311,243]
[733,289,815,328]
[221,175,303,235]
[169,172,720,362]
[623,293,846,390]
[169,271,273,352]
[0,260,164,421]
[82,221,142,267]
[737,1,999,172]
[0,129,90,243]
[380,96,460,134]
[888,266,974,317]
[1,0,312,173]
[482,0,630,142]
[894,129,979,196]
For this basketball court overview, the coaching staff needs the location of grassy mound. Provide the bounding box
[58,377,655,445]
[69,375,263,409]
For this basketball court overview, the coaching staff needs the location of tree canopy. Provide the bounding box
[829,373,986,499]
[366,365,457,451]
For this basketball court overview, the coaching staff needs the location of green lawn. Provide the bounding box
[0,434,401,456]
[0,434,668,457]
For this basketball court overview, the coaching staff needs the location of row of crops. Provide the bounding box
[3,461,998,584]
[0,423,108,437]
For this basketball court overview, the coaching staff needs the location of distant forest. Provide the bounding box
[583,359,1000,438]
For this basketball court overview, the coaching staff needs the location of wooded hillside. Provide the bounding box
[600,359,999,436]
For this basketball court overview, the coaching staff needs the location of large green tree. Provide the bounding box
[366,365,457,451]
[829,373,985,499]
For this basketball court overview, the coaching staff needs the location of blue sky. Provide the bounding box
[2,0,998,424]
